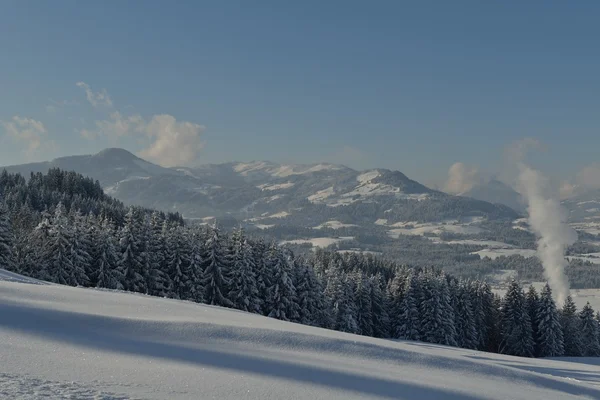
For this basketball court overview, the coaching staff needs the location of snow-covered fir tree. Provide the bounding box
[294,259,330,327]
[453,280,478,349]
[579,302,600,357]
[118,207,146,293]
[68,210,92,286]
[354,272,374,336]
[536,284,564,357]
[229,229,261,313]
[201,226,233,307]
[184,225,205,303]
[0,199,15,272]
[500,280,534,357]
[526,285,541,356]
[561,296,584,357]
[144,216,169,297]
[369,274,390,338]
[93,218,123,289]
[387,272,407,338]
[165,226,190,299]
[263,245,300,322]
[396,272,421,341]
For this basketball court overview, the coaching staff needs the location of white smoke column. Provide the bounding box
[516,162,577,305]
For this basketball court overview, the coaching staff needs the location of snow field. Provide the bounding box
[2,274,600,399]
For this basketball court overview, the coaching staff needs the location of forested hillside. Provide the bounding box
[0,169,599,358]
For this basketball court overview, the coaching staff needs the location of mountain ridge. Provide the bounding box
[1,148,519,224]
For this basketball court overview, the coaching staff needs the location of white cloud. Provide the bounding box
[83,111,144,140]
[82,112,205,167]
[76,81,113,108]
[1,116,57,160]
[138,114,205,167]
[443,162,479,194]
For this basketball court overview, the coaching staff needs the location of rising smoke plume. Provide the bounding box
[511,139,577,304]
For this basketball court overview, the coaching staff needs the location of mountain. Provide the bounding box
[2,270,599,399]
[459,179,526,213]
[2,148,519,225]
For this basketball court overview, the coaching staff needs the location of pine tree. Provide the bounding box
[165,226,190,299]
[263,246,299,322]
[500,280,534,357]
[117,207,146,293]
[453,281,477,349]
[526,285,541,356]
[252,238,270,303]
[369,274,390,338]
[229,229,261,313]
[387,272,406,338]
[146,219,171,297]
[561,296,584,357]
[294,260,330,327]
[93,218,123,289]
[579,302,600,357]
[201,226,233,307]
[438,276,458,347]
[396,273,421,341]
[68,210,92,287]
[184,225,205,303]
[324,260,357,333]
[354,272,373,337]
[0,200,16,272]
[536,283,564,357]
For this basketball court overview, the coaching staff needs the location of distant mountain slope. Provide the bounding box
[2,274,599,399]
[459,179,526,213]
[2,148,519,223]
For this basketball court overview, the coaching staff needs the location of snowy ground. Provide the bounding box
[2,270,600,400]
[280,236,354,248]
[471,248,538,260]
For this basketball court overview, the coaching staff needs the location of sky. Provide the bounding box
[1,1,599,189]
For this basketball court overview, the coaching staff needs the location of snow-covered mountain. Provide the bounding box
[2,270,599,399]
[1,148,519,223]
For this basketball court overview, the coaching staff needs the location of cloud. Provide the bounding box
[82,112,205,167]
[76,81,113,108]
[82,111,144,140]
[1,116,57,160]
[443,162,479,194]
[138,115,205,167]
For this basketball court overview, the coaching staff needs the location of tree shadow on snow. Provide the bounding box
[2,302,600,399]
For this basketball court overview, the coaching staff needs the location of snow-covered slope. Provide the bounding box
[1,271,599,399]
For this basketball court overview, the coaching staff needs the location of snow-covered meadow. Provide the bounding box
[1,270,600,400]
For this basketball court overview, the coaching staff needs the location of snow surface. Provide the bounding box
[388,223,484,238]
[280,237,354,248]
[267,211,290,219]
[314,220,358,230]
[2,272,600,399]
[356,170,381,184]
[258,182,295,191]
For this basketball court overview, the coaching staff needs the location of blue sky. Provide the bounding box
[1,1,599,188]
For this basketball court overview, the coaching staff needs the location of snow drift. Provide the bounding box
[1,270,599,399]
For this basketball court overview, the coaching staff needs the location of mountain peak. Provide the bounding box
[93,148,139,161]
